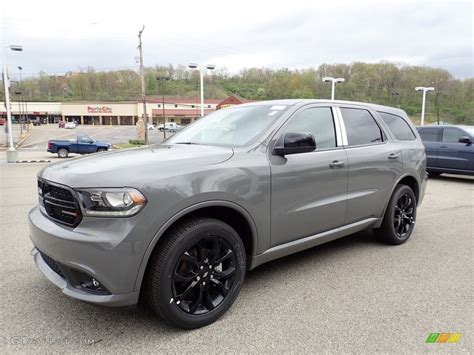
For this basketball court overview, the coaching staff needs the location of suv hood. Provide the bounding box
[40,144,234,187]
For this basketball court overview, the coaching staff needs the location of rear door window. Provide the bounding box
[418,128,440,142]
[340,108,384,146]
[377,112,416,141]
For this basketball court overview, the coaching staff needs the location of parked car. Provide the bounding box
[0,118,6,125]
[30,100,427,329]
[416,125,473,176]
[158,122,182,132]
[147,123,156,130]
[47,135,111,158]
[58,121,65,128]
[65,121,77,129]
[33,119,41,126]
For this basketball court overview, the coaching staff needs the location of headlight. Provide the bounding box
[76,188,147,217]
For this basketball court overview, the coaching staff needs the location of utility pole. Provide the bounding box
[138,25,148,144]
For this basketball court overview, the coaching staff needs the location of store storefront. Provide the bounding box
[2,96,252,127]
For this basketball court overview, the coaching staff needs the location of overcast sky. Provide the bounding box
[1,0,472,79]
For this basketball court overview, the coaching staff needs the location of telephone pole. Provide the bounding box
[138,25,148,144]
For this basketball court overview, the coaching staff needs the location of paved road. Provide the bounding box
[18,125,171,150]
[0,162,472,352]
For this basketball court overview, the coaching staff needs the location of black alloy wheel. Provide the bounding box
[393,193,415,238]
[375,184,417,245]
[144,218,246,329]
[172,236,237,315]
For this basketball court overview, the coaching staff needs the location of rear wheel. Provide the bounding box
[57,148,69,158]
[144,218,246,329]
[374,184,417,245]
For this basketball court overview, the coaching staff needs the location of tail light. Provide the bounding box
[47,141,52,149]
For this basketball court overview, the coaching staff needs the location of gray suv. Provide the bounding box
[29,100,427,328]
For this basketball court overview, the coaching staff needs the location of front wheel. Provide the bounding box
[57,148,69,158]
[144,218,246,329]
[374,184,417,245]
[97,148,107,153]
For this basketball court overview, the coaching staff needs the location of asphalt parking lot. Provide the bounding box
[15,125,171,151]
[0,161,472,352]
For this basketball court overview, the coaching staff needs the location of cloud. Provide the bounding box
[2,0,472,78]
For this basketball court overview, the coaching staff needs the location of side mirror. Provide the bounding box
[273,132,316,156]
[458,136,472,144]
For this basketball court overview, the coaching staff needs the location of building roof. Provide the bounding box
[151,108,213,117]
[143,97,223,104]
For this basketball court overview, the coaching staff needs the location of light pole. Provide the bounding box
[188,63,215,117]
[18,66,25,132]
[156,76,170,140]
[322,76,345,100]
[2,44,23,162]
[137,25,148,144]
[415,86,435,126]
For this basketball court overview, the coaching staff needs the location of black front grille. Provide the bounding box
[38,179,82,227]
[39,251,65,278]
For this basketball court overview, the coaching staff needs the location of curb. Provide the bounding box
[15,159,51,163]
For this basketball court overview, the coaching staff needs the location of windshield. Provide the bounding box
[166,104,289,147]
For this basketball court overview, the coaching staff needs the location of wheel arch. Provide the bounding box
[375,174,420,228]
[134,200,258,292]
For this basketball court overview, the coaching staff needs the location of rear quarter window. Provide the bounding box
[377,112,416,141]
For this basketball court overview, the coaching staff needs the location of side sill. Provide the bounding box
[249,217,379,269]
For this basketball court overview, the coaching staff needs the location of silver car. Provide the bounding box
[29,100,427,328]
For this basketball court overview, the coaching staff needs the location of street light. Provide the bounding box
[415,86,435,126]
[156,76,170,139]
[322,76,345,100]
[2,44,23,162]
[188,63,216,117]
[17,66,26,133]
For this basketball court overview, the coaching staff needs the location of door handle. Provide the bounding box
[388,152,400,160]
[329,160,345,168]
[439,145,448,149]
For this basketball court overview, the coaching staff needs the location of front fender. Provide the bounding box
[132,199,258,292]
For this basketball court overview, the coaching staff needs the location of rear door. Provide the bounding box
[438,127,472,171]
[337,106,403,224]
[417,127,441,169]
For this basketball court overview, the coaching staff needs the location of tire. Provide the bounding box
[57,148,69,158]
[144,218,246,329]
[374,184,417,245]
[97,148,107,153]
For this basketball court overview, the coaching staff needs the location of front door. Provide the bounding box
[77,136,96,153]
[269,106,348,247]
[438,127,472,171]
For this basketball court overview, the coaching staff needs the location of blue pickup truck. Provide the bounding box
[47,135,111,158]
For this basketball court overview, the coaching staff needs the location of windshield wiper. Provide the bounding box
[174,142,200,145]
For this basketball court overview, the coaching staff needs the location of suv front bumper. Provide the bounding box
[28,206,152,307]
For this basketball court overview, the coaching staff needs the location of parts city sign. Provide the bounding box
[87,106,112,114]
